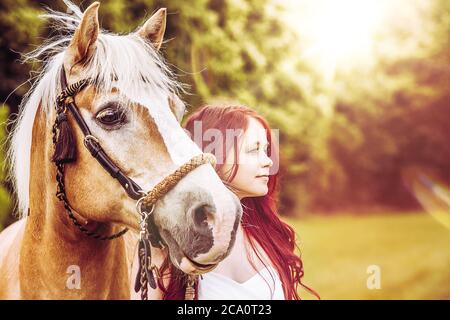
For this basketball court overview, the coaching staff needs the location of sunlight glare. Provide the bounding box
[283,0,391,78]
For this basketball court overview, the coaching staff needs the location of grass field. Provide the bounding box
[1,210,448,299]
[285,212,450,299]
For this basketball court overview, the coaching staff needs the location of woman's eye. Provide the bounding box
[96,108,126,126]
[248,146,269,155]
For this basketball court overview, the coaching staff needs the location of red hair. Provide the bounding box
[158,105,319,300]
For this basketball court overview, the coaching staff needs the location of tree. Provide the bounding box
[0,105,12,230]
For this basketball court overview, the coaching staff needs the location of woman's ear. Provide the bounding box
[136,8,167,51]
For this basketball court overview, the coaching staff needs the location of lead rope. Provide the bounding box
[185,275,198,300]
[135,153,217,300]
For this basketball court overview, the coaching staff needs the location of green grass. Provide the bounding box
[1,210,447,299]
[285,212,450,300]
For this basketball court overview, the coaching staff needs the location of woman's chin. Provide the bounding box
[245,187,269,198]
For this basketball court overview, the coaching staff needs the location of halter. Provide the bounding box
[52,67,213,299]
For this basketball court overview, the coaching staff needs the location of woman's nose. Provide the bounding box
[260,151,273,168]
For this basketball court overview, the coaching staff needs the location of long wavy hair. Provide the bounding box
[158,104,319,300]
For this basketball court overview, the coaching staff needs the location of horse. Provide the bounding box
[0,1,241,299]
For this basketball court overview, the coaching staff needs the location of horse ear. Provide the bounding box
[136,8,167,51]
[66,2,100,67]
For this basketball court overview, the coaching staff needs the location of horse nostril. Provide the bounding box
[192,204,215,230]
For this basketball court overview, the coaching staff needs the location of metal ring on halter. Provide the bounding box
[136,195,155,217]
[83,134,99,148]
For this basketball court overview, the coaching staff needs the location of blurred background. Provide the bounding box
[0,0,449,299]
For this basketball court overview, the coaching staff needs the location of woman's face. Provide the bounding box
[219,117,273,199]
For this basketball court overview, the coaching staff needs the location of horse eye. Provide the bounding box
[96,107,126,127]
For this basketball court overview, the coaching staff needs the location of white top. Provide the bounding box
[197,266,285,300]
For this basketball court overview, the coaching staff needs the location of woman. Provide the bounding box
[157,104,318,299]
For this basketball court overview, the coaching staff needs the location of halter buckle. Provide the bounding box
[83,135,99,148]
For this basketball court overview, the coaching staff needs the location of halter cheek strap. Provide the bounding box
[57,69,143,200]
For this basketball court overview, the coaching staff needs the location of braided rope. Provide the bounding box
[139,247,149,300]
[141,153,217,209]
[54,158,129,240]
[137,153,215,300]
[184,275,198,300]
[57,78,91,107]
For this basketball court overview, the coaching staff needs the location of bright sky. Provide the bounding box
[279,0,431,80]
